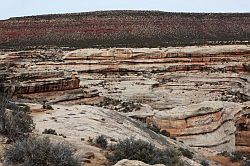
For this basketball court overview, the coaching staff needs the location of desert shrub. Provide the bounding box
[8,103,30,113]
[147,125,170,137]
[201,160,209,166]
[95,135,108,149]
[4,137,80,166]
[152,83,160,88]
[179,147,194,159]
[42,129,57,135]
[146,124,159,133]
[0,95,34,141]
[230,151,244,162]
[160,130,170,137]
[6,107,34,140]
[108,137,183,165]
[42,104,54,110]
[97,97,141,113]
[243,160,250,166]
[16,104,30,112]
[218,151,230,157]
[59,133,67,138]
[42,100,54,110]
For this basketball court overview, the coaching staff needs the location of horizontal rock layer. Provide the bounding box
[0,45,249,157]
[16,77,80,94]
[235,109,250,154]
[153,101,250,153]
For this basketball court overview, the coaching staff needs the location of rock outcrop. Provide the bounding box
[235,106,250,154]
[152,101,247,152]
[62,45,250,74]
[32,103,210,166]
[16,76,80,94]
[1,11,250,166]
[0,44,249,164]
[113,159,165,166]
[2,45,248,108]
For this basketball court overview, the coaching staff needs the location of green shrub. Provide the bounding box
[218,151,230,157]
[7,108,34,139]
[0,95,34,141]
[201,160,209,166]
[95,135,108,149]
[243,160,250,166]
[108,137,183,165]
[160,130,170,137]
[42,104,54,110]
[42,129,57,135]
[4,137,80,166]
[230,151,244,162]
[16,104,30,113]
[147,125,170,137]
[179,147,194,159]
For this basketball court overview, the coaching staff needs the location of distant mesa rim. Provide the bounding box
[0,10,249,49]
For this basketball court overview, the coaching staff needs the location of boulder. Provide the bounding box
[113,159,165,166]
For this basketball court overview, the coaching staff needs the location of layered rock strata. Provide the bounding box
[235,107,250,154]
[32,103,210,165]
[0,45,249,156]
[152,101,248,152]
[61,45,250,74]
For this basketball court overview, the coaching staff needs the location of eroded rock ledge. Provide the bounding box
[152,101,250,153]
[0,45,249,159]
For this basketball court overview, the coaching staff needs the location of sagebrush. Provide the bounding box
[108,137,183,165]
[0,95,34,141]
[4,137,80,166]
[42,128,57,135]
[95,135,108,149]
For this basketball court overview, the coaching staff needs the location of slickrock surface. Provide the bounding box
[32,104,174,148]
[0,44,249,165]
[153,101,249,152]
[31,104,206,166]
[0,11,249,48]
[113,159,165,166]
[113,158,202,166]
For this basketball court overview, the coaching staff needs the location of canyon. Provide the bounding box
[0,11,249,166]
[0,44,249,165]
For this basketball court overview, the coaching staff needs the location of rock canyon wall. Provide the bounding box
[1,45,249,157]
[0,11,250,165]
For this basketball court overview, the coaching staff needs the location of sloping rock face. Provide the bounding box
[235,106,250,154]
[32,104,174,149]
[0,44,249,163]
[0,11,249,48]
[113,159,165,166]
[113,158,201,166]
[152,101,246,152]
[32,103,209,166]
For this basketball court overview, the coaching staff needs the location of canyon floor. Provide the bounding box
[0,45,249,165]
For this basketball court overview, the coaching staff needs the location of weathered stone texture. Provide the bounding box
[16,77,80,94]
[0,44,249,158]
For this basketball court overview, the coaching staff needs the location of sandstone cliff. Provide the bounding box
[0,44,249,165]
[152,101,249,152]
